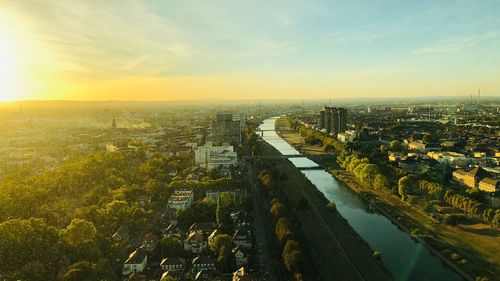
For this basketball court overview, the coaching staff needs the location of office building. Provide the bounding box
[211,112,241,146]
[195,142,237,170]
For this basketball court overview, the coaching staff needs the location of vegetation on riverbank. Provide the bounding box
[278,116,499,281]
[251,130,394,281]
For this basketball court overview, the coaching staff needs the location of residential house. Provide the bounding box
[189,222,216,236]
[206,190,247,202]
[207,229,220,246]
[479,178,500,208]
[112,225,129,242]
[192,256,216,273]
[427,151,470,168]
[160,257,186,273]
[453,166,490,188]
[123,250,148,275]
[233,225,252,249]
[233,267,254,281]
[184,232,207,254]
[168,189,194,210]
[408,141,440,152]
[141,233,159,252]
[479,178,499,193]
[230,211,247,226]
[337,130,358,144]
[137,195,152,207]
[161,223,182,238]
[126,272,147,281]
[232,247,249,267]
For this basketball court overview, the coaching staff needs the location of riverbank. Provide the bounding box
[276,118,499,281]
[256,139,395,281]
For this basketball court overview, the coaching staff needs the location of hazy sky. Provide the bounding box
[1,0,500,101]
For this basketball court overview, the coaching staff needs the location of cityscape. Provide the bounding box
[0,1,499,281]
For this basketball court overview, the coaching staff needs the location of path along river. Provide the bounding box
[259,117,464,281]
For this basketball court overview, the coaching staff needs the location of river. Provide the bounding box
[259,117,464,281]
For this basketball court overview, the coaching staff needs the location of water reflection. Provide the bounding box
[258,118,464,281]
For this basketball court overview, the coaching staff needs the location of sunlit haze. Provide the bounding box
[1,0,500,101]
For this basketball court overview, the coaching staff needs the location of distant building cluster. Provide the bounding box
[319,106,347,135]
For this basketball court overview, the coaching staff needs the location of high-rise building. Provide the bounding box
[320,106,348,135]
[325,109,332,133]
[338,108,347,133]
[320,110,326,129]
[211,112,241,146]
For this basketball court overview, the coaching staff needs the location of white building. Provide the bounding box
[337,130,358,144]
[195,142,237,170]
[122,250,148,275]
[427,151,470,167]
[168,190,194,210]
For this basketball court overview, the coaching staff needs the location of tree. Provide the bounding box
[389,140,401,152]
[374,174,389,190]
[275,218,294,244]
[105,200,129,219]
[282,240,303,273]
[217,245,235,273]
[358,164,380,185]
[270,201,287,219]
[60,218,97,246]
[398,175,417,199]
[63,261,94,281]
[153,236,185,260]
[216,192,236,228]
[209,234,233,255]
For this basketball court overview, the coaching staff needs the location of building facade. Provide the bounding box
[211,112,241,146]
[319,106,347,135]
[452,166,490,188]
[168,190,194,210]
[194,142,237,170]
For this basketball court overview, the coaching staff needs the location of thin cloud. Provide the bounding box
[415,32,498,54]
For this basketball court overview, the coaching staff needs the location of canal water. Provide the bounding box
[259,117,464,281]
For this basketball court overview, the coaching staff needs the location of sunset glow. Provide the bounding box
[1,0,500,101]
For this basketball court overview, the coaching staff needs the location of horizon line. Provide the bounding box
[2,94,500,104]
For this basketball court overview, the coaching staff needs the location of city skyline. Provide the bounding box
[1,0,500,102]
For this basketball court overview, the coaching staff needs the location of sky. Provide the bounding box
[0,0,500,101]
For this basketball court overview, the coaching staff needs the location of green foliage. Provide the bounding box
[152,236,185,261]
[398,175,418,198]
[0,218,63,280]
[270,200,288,219]
[373,174,389,190]
[389,140,401,152]
[326,202,337,212]
[216,192,237,227]
[418,180,445,201]
[60,218,97,246]
[0,150,196,279]
[444,214,465,226]
[63,261,95,281]
[275,218,295,245]
[337,151,383,187]
[258,170,274,189]
[444,191,486,222]
[282,240,304,273]
[209,234,233,255]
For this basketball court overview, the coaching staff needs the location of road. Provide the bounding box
[244,147,287,281]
